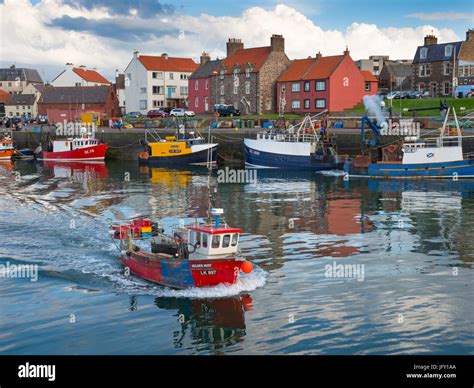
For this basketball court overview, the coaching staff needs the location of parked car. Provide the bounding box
[386,91,400,100]
[37,115,48,124]
[123,111,142,119]
[421,90,431,98]
[147,109,169,118]
[407,90,422,99]
[161,107,173,114]
[170,108,195,117]
[213,104,241,117]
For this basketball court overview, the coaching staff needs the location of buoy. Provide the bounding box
[241,261,253,273]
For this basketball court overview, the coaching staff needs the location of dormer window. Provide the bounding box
[420,47,428,59]
[233,67,239,79]
[245,66,251,78]
[220,69,225,79]
[445,45,453,57]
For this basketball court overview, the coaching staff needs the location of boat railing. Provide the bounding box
[144,129,162,143]
[257,132,320,143]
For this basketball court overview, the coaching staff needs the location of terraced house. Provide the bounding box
[213,35,290,114]
[411,31,474,97]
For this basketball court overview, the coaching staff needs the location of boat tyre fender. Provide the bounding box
[139,151,149,160]
[387,144,397,153]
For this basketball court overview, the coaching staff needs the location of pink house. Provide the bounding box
[188,53,222,114]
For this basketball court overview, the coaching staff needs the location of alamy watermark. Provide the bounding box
[55,121,97,137]
[380,119,420,137]
[0,261,38,282]
[217,167,257,186]
[325,261,365,282]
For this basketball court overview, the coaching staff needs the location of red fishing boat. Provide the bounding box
[110,209,253,289]
[0,133,15,160]
[36,129,107,161]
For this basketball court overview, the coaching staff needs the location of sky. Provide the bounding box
[0,0,473,82]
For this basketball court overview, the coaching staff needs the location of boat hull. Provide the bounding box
[0,150,14,160]
[121,252,244,288]
[345,159,474,178]
[140,144,217,166]
[37,144,108,161]
[244,142,344,170]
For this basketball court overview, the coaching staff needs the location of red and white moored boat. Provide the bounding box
[36,130,107,162]
[110,209,253,289]
[0,134,15,160]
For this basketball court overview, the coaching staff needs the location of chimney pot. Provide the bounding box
[424,34,438,46]
[226,38,244,57]
[270,34,285,52]
[316,51,322,59]
[466,29,474,41]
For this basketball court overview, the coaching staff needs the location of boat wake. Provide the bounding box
[316,169,345,177]
[106,266,267,299]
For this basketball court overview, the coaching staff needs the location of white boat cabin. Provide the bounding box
[187,225,242,257]
[52,137,98,152]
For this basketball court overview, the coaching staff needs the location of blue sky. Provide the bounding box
[4,0,473,81]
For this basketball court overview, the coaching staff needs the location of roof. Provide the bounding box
[382,61,412,78]
[361,70,378,82]
[39,86,111,104]
[0,89,10,104]
[0,67,43,83]
[189,59,223,79]
[6,94,36,106]
[413,41,463,63]
[138,55,198,72]
[218,46,272,75]
[73,67,110,84]
[187,225,243,235]
[278,55,345,82]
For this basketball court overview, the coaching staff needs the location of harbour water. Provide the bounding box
[0,161,473,355]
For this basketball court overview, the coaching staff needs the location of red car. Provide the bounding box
[147,109,169,118]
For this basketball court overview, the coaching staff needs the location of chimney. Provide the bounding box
[424,34,438,46]
[10,64,15,69]
[200,52,211,65]
[343,46,350,56]
[226,38,244,57]
[66,63,73,70]
[316,51,322,59]
[79,65,86,69]
[161,53,169,60]
[133,50,139,59]
[466,29,474,41]
[270,34,285,52]
[115,69,119,78]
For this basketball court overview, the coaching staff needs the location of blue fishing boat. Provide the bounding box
[244,113,344,170]
[345,107,474,179]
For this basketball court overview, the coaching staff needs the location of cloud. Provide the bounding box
[61,0,174,18]
[406,12,474,22]
[0,1,462,81]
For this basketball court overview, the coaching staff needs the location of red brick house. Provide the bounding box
[38,85,120,123]
[276,49,376,114]
[212,35,290,114]
[188,53,222,114]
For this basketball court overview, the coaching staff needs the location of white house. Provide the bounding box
[124,51,198,114]
[52,64,110,87]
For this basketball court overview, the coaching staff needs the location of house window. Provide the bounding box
[245,81,250,95]
[445,45,453,57]
[169,73,174,80]
[281,84,286,93]
[315,99,326,109]
[180,86,188,95]
[139,100,147,110]
[304,81,310,92]
[443,82,451,96]
[75,82,81,87]
[220,84,225,95]
[195,96,199,108]
[420,47,428,59]
[291,82,300,92]
[315,80,326,91]
[152,86,161,94]
[220,69,225,79]
[126,73,131,82]
[233,67,239,79]
[205,79,209,90]
[419,64,430,77]
[443,63,451,76]
[195,80,199,90]
[152,72,158,79]
[205,96,209,110]
[152,100,159,107]
[245,67,251,78]
[365,82,371,91]
[233,84,238,94]
[180,74,187,80]
[291,100,300,109]
[140,87,146,93]
[304,99,310,109]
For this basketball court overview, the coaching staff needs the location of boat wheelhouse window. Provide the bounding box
[212,235,221,248]
[202,233,208,247]
[222,234,231,248]
[231,234,239,246]
[196,232,201,245]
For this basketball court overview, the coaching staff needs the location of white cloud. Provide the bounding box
[0,1,462,81]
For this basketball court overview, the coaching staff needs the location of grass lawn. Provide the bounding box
[348,98,474,117]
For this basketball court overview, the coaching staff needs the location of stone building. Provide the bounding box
[211,35,290,114]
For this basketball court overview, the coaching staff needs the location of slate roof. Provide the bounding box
[6,94,36,106]
[39,86,110,104]
[0,67,43,83]
[382,62,413,78]
[189,59,223,79]
[413,41,463,63]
